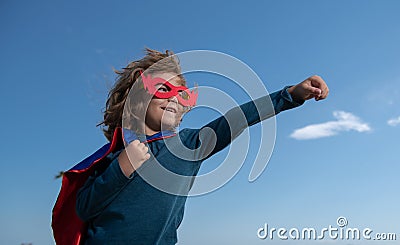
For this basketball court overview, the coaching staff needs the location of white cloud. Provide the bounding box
[290,111,371,140]
[387,116,400,126]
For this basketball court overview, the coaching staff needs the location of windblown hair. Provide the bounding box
[98,48,186,142]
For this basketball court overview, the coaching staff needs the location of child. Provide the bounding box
[52,48,329,245]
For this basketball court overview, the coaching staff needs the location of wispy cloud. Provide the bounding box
[290,111,371,140]
[366,80,400,107]
[387,116,400,126]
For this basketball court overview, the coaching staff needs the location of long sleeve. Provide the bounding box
[76,152,131,221]
[191,87,304,160]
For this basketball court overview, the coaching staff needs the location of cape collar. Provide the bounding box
[122,128,176,144]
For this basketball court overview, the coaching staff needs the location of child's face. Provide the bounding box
[144,72,186,133]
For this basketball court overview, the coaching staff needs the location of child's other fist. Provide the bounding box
[125,140,151,169]
[288,75,329,102]
[118,140,151,178]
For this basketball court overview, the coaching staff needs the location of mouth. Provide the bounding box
[161,106,177,114]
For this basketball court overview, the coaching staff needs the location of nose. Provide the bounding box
[168,95,178,104]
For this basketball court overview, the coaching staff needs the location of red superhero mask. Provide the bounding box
[140,71,198,107]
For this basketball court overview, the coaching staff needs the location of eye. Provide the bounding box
[179,90,190,100]
[156,84,169,92]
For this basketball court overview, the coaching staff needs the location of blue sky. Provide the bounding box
[1,0,399,244]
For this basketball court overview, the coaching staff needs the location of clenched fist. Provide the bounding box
[118,140,151,178]
[287,75,329,102]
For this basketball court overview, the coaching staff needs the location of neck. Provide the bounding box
[145,127,159,136]
[145,125,175,136]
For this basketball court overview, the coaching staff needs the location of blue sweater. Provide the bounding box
[76,88,303,245]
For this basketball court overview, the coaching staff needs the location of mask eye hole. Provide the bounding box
[155,84,169,93]
[179,90,190,100]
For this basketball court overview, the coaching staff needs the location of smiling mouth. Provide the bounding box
[161,106,177,113]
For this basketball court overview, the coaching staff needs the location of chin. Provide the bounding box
[160,113,181,130]
[161,121,178,130]
[161,115,181,129]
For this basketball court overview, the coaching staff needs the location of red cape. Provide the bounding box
[52,128,123,245]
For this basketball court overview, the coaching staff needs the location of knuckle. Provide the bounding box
[311,75,321,80]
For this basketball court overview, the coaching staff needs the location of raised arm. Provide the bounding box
[191,75,329,160]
